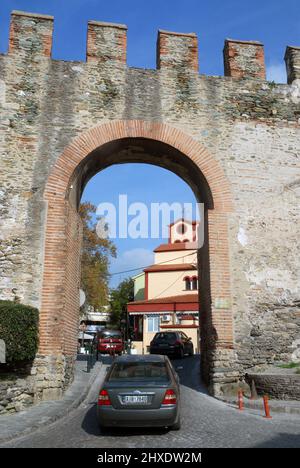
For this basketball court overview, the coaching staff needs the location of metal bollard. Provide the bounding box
[238,390,244,411]
[87,353,91,373]
[263,395,272,419]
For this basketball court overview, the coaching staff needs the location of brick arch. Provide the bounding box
[44,120,233,211]
[40,120,235,395]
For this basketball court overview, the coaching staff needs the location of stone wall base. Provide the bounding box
[201,347,246,397]
[246,373,300,401]
[31,354,75,402]
[0,354,75,415]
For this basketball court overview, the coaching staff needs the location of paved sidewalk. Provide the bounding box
[0,359,103,443]
[224,396,300,416]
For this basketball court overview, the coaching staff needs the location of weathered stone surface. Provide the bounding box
[0,11,299,402]
[0,374,35,415]
[224,39,266,79]
[246,373,300,400]
[285,46,300,84]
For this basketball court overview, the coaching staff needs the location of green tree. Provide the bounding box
[109,278,134,329]
[79,202,116,310]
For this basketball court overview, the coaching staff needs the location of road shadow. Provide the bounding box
[254,432,300,448]
[99,355,115,365]
[171,355,209,395]
[81,401,170,438]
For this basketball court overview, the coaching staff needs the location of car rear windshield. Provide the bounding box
[153,333,177,343]
[108,362,170,382]
[100,332,122,339]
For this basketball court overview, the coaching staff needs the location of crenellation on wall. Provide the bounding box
[157,30,199,72]
[9,10,53,58]
[285,46,300,84]
[87,20,127,64]
[224,39,266,80]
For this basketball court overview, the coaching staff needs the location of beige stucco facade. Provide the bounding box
[128,219,200,354]
[147,270,198,300]
[154,250,197,266]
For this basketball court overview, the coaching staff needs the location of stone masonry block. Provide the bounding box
[157,30,199,71]
[9,10,53,58]
[285,46,300,84]
[224,39,265,79]
[87,20,127,64]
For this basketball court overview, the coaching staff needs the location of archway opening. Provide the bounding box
[79,161,201,359]
[70,138,210,373]
[40,122,235,396]
[68,138,214,210]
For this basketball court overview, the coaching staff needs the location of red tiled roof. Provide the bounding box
[154,242,198,253]
[128,293,198,306]
[144,263,197,273]
[169,219,198,227]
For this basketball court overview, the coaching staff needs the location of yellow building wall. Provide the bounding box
[154,250,197,266]
[147,270,197,300]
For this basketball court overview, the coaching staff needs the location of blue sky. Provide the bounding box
[0,1,298,288]
[83,164,198,287]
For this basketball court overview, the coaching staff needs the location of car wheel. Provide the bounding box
[178,347,184,359]
[171,417,181,431]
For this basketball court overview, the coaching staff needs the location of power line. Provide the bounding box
[150,271,187,301]
[110,251,197,277]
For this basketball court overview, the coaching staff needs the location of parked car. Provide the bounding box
[150,331,194,358]
[95,329,123,356]
[97,354,181,431]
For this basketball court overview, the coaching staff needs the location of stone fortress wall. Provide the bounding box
[0,11,299,405]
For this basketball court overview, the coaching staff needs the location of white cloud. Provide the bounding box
[267,63,287,84]
[110,248,154,288]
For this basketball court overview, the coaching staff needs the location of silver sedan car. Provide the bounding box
[97,354,181,431]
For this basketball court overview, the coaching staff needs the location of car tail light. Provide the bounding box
[98,389,112,406]
[162,389,177,406]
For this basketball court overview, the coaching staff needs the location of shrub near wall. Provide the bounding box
[0,300,39,363]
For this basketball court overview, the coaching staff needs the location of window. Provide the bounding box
[176,223,187,235]
[184,276,198,291]
[153,332,177,342]
[147,316,160,333]
[132,315,143,341]
[108,362,169,382]
[192,277,198,291]
[184,277,191,290]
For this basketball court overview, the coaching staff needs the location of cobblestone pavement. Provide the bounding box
[2,356,300,448]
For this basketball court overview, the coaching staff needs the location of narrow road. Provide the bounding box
[2,356,300,448]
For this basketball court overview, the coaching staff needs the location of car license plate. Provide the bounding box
[121,395,149,405]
